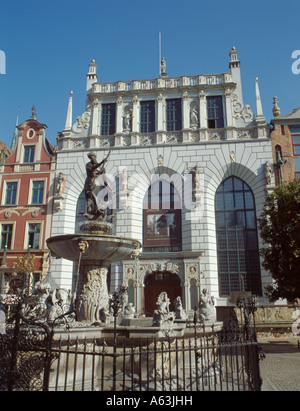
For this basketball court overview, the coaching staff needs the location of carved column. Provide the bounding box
[132,95,139,133]
[182,91,190,129]
[116,96,123,134]
[91,98,100,136]
[199,90,207,130]
[225,88,233,128]
[76,263,110,324]
[156,93,165,131]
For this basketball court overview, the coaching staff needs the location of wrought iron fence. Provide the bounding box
[0,290,264,392]
[45,332,263,392]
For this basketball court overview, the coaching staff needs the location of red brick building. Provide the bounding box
[270,97,300,184]
[0,107,56,293]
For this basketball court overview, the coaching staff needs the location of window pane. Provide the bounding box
[217,251,228,272]
[207,96,224,128]
[234,192,244,209]
[246,211,256,228]
[215,177,262,296]
[224,192,234,209]
[225,211,236,227]
[228,251,239,272]
[237,230,247,248]
[166,99,182,131]
[292,136,300,144]
[28,223,40,249]
[233,177,243,191]
[294,157,300,170]
[223,178,233,191]
[215,193,224,210]
[238,251,247,271]
[236,211,245,228]
[227,231,237,249]
[219,273,229,296]
[216,212,225,228]
[32,181,44,204]
[143,180,182,249]
[101,103,116,135]
[5,182,17,205]
[290,126,300,134]
[23,146,35,163]
[247,231,258,250]
[217,231,227,249]
[294,145,300,155]
[140,101,155,133]
[1,224,12,249]
[229,272,240,292]
[244,191,254,209]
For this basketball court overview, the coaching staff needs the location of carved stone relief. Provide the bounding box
[231,95,254,122]
[72,110,91,135]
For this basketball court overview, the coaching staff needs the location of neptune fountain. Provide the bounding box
[47,151,142,325]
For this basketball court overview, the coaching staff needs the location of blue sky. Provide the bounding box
[0,0,299,148]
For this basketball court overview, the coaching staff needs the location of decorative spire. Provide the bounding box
[272,96,281,118]
[229,47,243,104]
[86,59,98,91]
[255,77,264,119]
[11,111,19,150]
[229,46,240,68]
[31,105,36,120]
[64,91,73,130]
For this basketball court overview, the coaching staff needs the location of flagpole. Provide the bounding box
[159,32,161,76]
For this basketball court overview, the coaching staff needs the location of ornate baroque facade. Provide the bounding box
[50,48,273,314]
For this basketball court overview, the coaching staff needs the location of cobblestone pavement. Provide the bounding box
[258,339,300,391]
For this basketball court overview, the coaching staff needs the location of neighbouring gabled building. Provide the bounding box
[270,97,300,183]
[50,47,274,316]
[0,107,56,293]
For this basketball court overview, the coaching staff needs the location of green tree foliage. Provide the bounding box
[258,179,300,302]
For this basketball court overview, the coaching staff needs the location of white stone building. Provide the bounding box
[51,48,273,316]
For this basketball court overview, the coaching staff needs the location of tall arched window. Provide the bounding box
[143,179,182,251]
[215,177,262,296]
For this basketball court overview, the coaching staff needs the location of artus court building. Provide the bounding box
[51,48,273,315]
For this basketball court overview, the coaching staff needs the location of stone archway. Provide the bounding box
[144,271,182,317]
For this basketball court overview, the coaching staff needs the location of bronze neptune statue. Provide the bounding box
[83,150,111,221]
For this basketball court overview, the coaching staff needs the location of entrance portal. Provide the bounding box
[144,271,182,316]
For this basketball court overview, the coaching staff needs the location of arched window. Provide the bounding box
[215,177,262,296]
[143,179,182,251]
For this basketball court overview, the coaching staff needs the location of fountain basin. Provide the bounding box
[47,234,141,264]
[47,233,141,325]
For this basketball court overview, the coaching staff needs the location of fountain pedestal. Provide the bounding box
[76,264,109,324]
[47,230,141,325]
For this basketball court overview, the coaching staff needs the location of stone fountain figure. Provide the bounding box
[174,296,187,321]
[153,292,176,327]
[198,289,216,323]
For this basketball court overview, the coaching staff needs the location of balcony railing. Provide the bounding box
[92,73,232,95]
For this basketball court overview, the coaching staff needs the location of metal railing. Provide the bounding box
[45,331,262,392]
[0,291,264,391]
